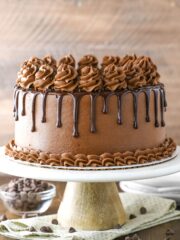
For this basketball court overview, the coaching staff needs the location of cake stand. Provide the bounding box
[0,146,180,231]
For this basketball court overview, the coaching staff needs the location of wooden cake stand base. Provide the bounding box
[58,182,126,230]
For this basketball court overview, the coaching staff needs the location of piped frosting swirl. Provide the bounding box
[119,55,146,88]
[16,54,161,92]
[136,56,160,85]
[102,56,121,68]
[54,64,78,92]
[78,54,98,69]
[121,54,137,67]
[16,62,38,89]
[34,65,55,91]
[103,64,127,91]
[58,55,75,67]
[43,55,57,70]
[28,57,44,67]
[79,66,102,92]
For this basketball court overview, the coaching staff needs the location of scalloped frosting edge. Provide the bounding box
[5,138,176,168]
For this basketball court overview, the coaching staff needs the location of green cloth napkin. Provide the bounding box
[0,193,180,240]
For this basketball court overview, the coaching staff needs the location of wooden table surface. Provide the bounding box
[0,176,179,240]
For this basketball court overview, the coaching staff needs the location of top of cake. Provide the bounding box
[16,54,160,92]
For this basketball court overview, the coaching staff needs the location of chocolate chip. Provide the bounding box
[40,226,53,233]
[46,226,53,233]
[29,226,36,232]
[129,214,136,220]
[4,178,52,212]
[68,227,76,233]
[113,224,121,229]
[51,219,58,225]
[140,207,147,215]
[0,214,7,222]
[41,182,48,189]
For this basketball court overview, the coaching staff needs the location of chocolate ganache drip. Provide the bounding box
[54,64,78,92]
[13,85,167,137]
[14,54,166,137]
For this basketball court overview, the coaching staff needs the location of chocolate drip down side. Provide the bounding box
[13,85,167,137]
[132,92,139,129]
[90,93,98,133]
[31,93,39,132]
[56,95,64,128]
[144,88,151,122]
[117,93,123,125]
[102,92,113,114]
[41,91,49,123]
[14,90,20,121]
[153,88,160,128]
[160,88,165,127]
[21,91,28,116]
[72,93,82,137]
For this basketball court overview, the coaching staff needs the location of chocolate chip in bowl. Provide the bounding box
[0,178,56,217]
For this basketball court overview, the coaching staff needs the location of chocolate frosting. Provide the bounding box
[120,54,137,67]
[136,56,160,85]
[13,84,167,137]
[103,64,127,91]
[79,66,102,92]
[16,54,162,92]
[28,56,44,67]
[78,55,98,68]
[5,138,176,168]
[34,64,55,91]
[16,62,38,89]
[54,64,78,92]
[43,55,57,70]
[58,55,75,67]
[123,61,146,88]
[101,56,121,68]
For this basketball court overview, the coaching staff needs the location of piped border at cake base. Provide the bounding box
[4,138,176,169]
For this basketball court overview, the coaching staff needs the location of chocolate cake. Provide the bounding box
[5,54,176,168]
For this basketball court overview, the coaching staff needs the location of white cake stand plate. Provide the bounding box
[0,146,180,182]
[0,146,180,230]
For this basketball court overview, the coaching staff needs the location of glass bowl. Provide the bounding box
[0,183,56,217]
